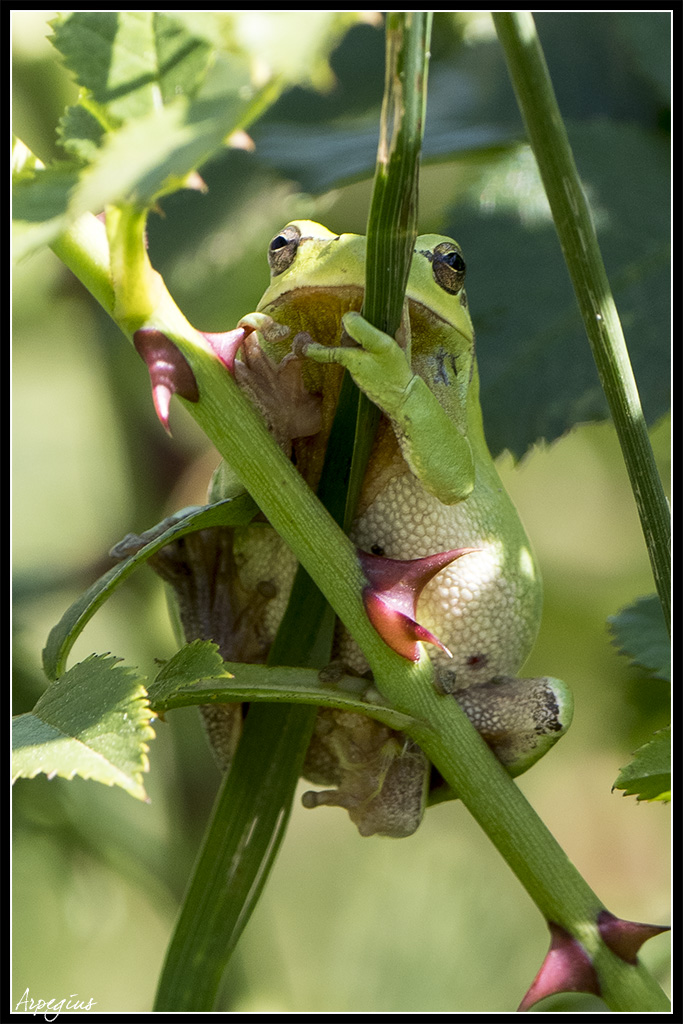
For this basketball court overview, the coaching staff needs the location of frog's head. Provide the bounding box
[256,221,478,452]
[258,220,474,351]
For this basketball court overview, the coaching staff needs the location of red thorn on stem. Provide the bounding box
[202,326,255,373]
[358,547,477,661]
[134,329,199,434]
[518,922,600,1012]
[597,910,670,965]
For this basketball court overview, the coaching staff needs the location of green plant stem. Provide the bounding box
[154,703,315,1011]
[493,12,671,630]
[365,11,432,338]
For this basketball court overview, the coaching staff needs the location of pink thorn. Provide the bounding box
[358,547,477,661]
[202,326,254,374]
[597,910,670,965]
[152,383,173,435]
[134,329,199,434]
[362,592,448,661]
[518,922,600,1012]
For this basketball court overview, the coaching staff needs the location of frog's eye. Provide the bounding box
[429,242,466,296]
[268,224,302,276]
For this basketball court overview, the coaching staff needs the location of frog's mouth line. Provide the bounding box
[260,286,474,347]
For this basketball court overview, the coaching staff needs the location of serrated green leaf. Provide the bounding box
[151,13,216,104]
[608,594,671,682]
[51,12,213,123]
[12,655,155,801]
[70,62,253,212]
[16,13,366,247]
[48,11,365,214]
[152,639,234,697]
[43,496,257,681]
[614,727,671,802]
[57,101,108,163]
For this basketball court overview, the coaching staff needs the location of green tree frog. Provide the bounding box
[205,220,572,837]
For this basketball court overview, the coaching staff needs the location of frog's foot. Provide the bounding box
[206,321,320,451]
[295,310,413,416]
[449,674,573,776]
[296,312,475,503]
[302,709,429,838]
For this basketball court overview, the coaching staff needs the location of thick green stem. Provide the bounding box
[493,12,671,630]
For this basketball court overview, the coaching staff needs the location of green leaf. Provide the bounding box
[13,12,366,256]
[70,58,255,212]
[12,159,81,262]
[50,12,214,122]
[57,99,109,163]
[151,639,235,695]
[608,594,670,682]
[42,496,257,681]
[12,655,154,801]
[50,11,369,214]
[613,727,670,802]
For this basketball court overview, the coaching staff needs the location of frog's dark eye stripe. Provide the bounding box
[421,242,466,295]
[268,223,302,276]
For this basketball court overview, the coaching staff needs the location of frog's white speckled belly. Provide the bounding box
[344,469,542,685]
[233,467,542,689]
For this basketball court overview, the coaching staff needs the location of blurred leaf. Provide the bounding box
[50,11,214,121]
[449,121,669,457]
[607,13,672,107]
[11,158,81,262]
[12,655,154,801]
[11,135,45,178]
[614,727,670,802]
[608,594,670,682]
[57,98,109,162]
[15,11,366,257]
[42,496,257,681]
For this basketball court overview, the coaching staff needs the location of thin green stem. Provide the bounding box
[365,11,433,337]
[154,704,315,1011]
[493,12,671,630]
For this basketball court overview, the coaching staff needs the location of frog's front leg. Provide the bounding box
[298,311,474,504]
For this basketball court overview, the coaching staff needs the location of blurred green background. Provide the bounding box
[13,11,669,1012]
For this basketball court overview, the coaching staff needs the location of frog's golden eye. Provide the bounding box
[268,224,302,276]
[429,242,466,295]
